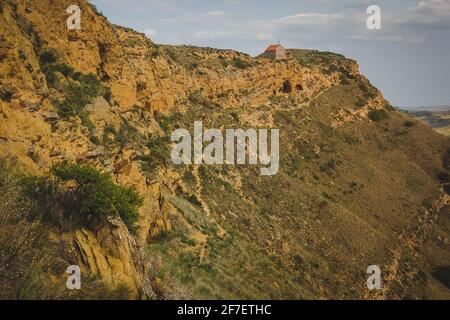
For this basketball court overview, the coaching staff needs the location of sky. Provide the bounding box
[90,0,450,108]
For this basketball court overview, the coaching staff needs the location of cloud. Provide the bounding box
[258,1,450,45]
[162,10,228,24]
[398,0,450,28]
[256,32,275,41]
[192,29,241,40]
[93,0,178,11]
[222,0,240,4]
[206,10,226,17]
[192,30,214,39]
[276,12,343,26]
[144,29,157,37]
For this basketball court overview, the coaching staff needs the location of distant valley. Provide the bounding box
[401,106,450,136]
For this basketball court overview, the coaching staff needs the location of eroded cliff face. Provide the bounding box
[1,0,449,299]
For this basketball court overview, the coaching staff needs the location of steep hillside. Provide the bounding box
[0,0,449,299]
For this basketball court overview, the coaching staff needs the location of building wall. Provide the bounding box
[276,47,286,60]
[265,51,276,59]
[265,47,286,60]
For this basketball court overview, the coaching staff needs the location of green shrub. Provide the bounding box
[230,112,239,123]
[154,111,178,135]
[187,194,202,208]
[39,49,112,121]
[54,83,92,118]
[292,255,305,270]
[437,171,450,184]
[39,50,60,86]
[39,50,78,86]
[340,74,351,85]
[89,135,101,145]
[443,149,450,171]
[404,120,415,128]
[183,170,196,185]
[233,57,252,69]
[115,119,141,146]
[54,73,111,122]
[103,124,117,144]
[51,163,143,232]
[147,50,160,59]
[39,49,58,65]
[16,13,41,49]
[355,99,366,108]
[368,109,389,122]
[103,86,113,103]
[359,82,377,100]
[188,91,203,105]
[186,91,218,110]
[139,136,171,172]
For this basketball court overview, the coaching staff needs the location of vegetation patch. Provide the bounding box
[233,57,252,69]
[38,49,112,128]
[290,49,347,67]
[139,136,171,172]
[368,109,389,122]
[114,118,141,146]
[21,162,142,233]
[50,163,142,232]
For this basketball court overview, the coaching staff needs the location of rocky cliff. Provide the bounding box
[0,0,449,299]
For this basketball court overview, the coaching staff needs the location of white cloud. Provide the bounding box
[399,0,450,27]
[192,29,239,40]
[193,30,214,39]
[277,12,341,25]
[222,0,240,4]
[94,0,178,11]
[206,10,226,17]
[256,32,275,41]
[144,28,157,37]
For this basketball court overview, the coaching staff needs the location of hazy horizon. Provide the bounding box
[401,104,450,110]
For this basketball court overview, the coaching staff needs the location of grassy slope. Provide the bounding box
[146,74,450,299]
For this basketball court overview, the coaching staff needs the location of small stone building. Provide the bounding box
[264,43,286,60]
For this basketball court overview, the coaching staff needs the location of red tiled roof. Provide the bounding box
[265,44,283,52]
